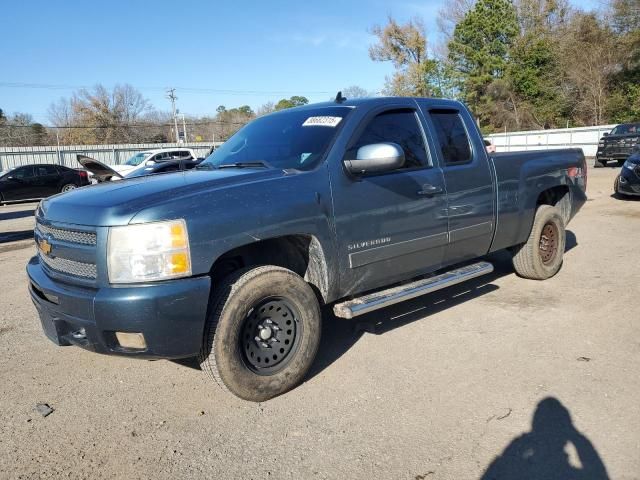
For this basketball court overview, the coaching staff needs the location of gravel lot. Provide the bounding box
[0,167,638,479]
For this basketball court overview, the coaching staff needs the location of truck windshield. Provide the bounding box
[611,124,640,135]
[200,106,352,171]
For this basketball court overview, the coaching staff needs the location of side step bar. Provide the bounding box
[333,261,494,319]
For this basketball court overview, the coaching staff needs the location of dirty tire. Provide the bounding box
[198,265,321,402]
[511,205,566,280]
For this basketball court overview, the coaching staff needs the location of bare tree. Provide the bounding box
[437,0,476,40]
[560,13,618,125]
[369,16,437,97]
[340,85,372,99]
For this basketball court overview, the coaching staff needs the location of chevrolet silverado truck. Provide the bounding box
[596,122,640,167]
[27,97,587,401]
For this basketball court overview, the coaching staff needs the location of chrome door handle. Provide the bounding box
[417,184,443,196]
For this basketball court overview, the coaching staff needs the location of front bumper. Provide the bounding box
[597,150,633,161]
[27,256,211,359]
[618,168,640,196]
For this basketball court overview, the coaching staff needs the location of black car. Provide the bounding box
[0,164,90,204]
[596,122,640,167]
[614,148,640,198]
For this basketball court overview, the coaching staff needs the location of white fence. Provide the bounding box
[487,125,616,157]
[0,142,223,171]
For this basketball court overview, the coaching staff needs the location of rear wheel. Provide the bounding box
[595,158,607,168]
[512,205,566,280]
[199,265,321,402]
[60,183,77,193]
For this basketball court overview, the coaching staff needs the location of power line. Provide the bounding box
[0,121,248,129]
[0,82,333,96]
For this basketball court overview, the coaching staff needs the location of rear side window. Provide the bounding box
[348,109,428,170]
[36,165,59,176]
[430,111,472,166]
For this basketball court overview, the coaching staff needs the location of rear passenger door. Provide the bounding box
[420,105,495,265]
[33,164,61,196]
[331,107,449,295]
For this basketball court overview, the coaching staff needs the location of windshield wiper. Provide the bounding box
[216,161,270,170]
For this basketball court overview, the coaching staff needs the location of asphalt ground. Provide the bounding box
[0,166,638,479]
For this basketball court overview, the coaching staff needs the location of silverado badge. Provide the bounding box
[38,238,52,256]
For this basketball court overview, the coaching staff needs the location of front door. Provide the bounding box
[330,107,449,296]
[2,165,36,200]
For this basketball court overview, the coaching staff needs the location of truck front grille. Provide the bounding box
[36,222,97,246]
[39,253,97,279]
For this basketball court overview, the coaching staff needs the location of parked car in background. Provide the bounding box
[614,147,640,197]
[0,164,89,204]
[484,138,496,153]
[596,123,640,167]
[77,155,202,182]
[110,148,198,177]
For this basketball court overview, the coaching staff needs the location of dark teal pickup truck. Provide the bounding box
[28,97,587,401]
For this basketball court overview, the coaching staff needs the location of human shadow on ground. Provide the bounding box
[480,397,609,480]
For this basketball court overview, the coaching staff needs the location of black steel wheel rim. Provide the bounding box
[240,297,301,375]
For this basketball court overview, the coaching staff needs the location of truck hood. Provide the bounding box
[39,167,285,226]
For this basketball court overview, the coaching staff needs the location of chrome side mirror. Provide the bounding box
[344,142,405,175]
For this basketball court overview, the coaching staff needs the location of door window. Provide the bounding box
[429,111,473,166]
[12,166,34,179]
[348,109,429,170]
[35,165,59,176]
[152,152,170,162]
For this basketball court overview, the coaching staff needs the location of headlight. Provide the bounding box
[107,219,191,283]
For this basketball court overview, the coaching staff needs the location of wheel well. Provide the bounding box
[536,186,571,224]
[210,235,329,303]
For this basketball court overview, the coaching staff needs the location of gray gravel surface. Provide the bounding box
[0,167,638,479]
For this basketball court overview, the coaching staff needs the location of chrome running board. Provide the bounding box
[333,261,494,319]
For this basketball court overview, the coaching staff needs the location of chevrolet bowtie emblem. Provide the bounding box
[39,238,52,256]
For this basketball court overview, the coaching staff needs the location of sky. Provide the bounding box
[0,0,602,123]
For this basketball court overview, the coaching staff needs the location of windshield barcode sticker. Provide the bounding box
[302,116,342,127]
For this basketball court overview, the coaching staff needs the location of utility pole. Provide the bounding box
[166,88,179,143]
[180,113,187,143]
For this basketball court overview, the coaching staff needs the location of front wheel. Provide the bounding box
[199,265,321,401]
[511,205,566,280]
[60,183,77,193]
[613,175,627,198]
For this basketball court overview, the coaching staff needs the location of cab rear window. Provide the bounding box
[430,111,473,166]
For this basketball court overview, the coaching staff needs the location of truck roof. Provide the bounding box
[273,96,466,113]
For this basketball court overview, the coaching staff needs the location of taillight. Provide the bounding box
[568,160,587,189]
[79,170,88,178]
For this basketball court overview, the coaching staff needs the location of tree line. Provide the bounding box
[0,86,314,147]
[369,0,639,132]
[1,0,637,146]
